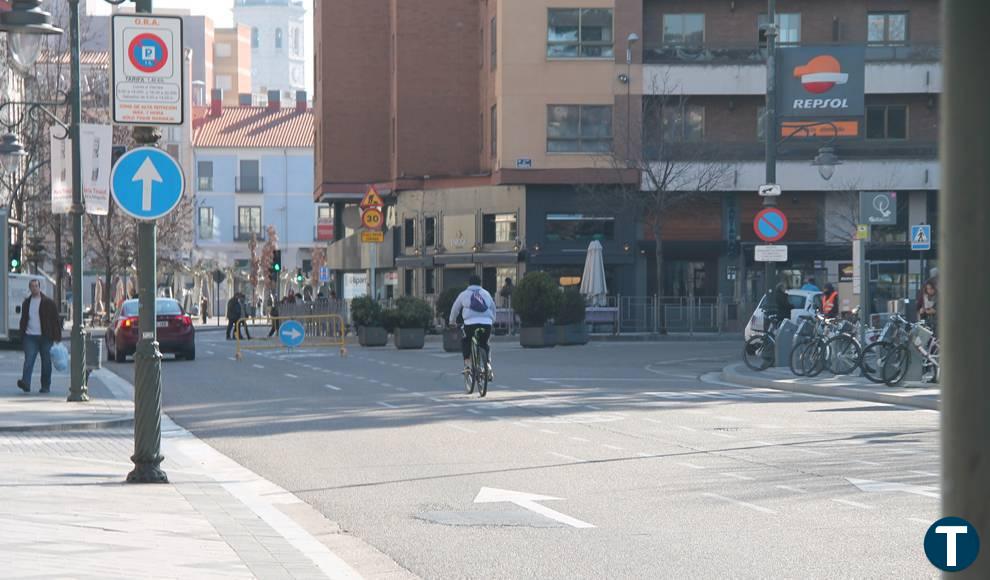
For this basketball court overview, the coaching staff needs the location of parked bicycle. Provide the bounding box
[873,313,940,385]
[791,312,863,377]
[743,315,781,371]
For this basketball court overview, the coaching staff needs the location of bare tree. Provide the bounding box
[586,76,730,331]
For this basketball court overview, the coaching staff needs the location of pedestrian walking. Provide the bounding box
[499,277,513,308]
[767,283,793,323]
[820,283,839,318]
[268,297,281,338]
[917,280,937,333]
[200,295,209,325]
[238,293,252,340]
[18,279,62,394]
[225,294,241,340]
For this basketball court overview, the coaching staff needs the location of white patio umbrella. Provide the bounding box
[579,240,608,307]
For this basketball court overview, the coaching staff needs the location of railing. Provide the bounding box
[233,227,265,242]
[235,176,264,193]
[643,42,941,65]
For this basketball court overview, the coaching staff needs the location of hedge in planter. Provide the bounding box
[556,289,589,345]
[512,272,561,348]
[350,296,388,346]
[385,296,433,349]
[436,287,465,352]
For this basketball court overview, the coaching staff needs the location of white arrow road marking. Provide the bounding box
[473,487,594,528]
[845,477,939,498]
[132,157,163,211]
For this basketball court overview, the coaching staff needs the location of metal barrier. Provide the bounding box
[235,314,347,360]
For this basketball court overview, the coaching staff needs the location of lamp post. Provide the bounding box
[624,32,639,160]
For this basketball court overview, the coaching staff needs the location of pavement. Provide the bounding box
[720,363,940,410]
[0,347,413,579]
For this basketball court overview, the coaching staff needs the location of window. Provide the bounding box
[545,214,615,242]
[404,270,414,296]
[404,218,415,247]
[868,12,908,44]
[293,28,301,55]
[198,207,214,240]
[424,269,436,295]
[317,205,332,222]
[238,159,261,192]
[490,104,497,158]
[547,8,614,58]
[758,13,801,45]
[866,105,908,139]
[662,103,705,142]
[216,74,232,91]
[547,105,613,153]
[251,27,259,49]
[424,217,436,247]
[662,14,705,46]
[215,42,232,58]
[197,161,213,191]
[275,28,283,49]
[490,16,497,70]
[483,213,517,244]
[237,206,262,240]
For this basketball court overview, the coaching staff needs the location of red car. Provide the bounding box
[106,298,196,362]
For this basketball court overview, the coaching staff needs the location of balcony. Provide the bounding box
[233,227,265,242]
[235,176,264,193]
[643,42,941,65]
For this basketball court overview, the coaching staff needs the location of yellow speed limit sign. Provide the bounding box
[361,207,383,230]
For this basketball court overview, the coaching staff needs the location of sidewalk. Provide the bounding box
[0,351,413,579]
[721,362,940,410]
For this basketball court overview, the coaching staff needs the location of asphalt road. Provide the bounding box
[106,328,941,579]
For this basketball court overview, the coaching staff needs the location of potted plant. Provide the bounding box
[512,271,561,348]
[556,288,589,345]
[436,287,464,352]
[350,296,387,346]
[386,296,433,349]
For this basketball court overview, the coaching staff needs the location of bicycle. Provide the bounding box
[881,315,940,385]
[743,315,780,371]
[861,313,911,384]
[462,326,491,398]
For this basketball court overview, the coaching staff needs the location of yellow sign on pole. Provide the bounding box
[360,185,384,209]
[361,207,383,230]
[361,231,384,243]
[856,224,870,240]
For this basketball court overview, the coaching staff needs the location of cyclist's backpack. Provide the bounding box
[469,289,489,313]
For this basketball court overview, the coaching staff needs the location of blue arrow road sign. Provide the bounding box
[110,147,184,220]
[911,224,932,251]
[279,320,305,348]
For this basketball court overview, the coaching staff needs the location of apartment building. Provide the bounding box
[213,25,253,107]
[192,90,318,294]
[315,0,940,307]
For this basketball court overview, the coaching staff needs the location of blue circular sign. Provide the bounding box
[279,320,305,348]
[924,516,980,572]
[110,147,184,221]
[128,33,169,73]
[754,208,789,243]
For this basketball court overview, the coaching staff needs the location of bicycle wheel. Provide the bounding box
[464,343,475,394]
[789,340,809,376]
[802,339,827,378]
[825,335,861,375]
[743,335,774,371]
[861,341,895,384]
[478,347,488,398]
[882,344,910,385]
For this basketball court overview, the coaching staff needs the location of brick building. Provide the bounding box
[315,0,940,311]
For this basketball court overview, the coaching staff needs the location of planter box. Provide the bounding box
[358,326,388,347]
[443,328,463,352]
[556,323,589,346]
[393,328,426,350]
[520,326,556,348]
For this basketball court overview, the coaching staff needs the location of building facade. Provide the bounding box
[192,91,318,295]
[213,25,253,107]
[315,0,940,313]
[234,0,306,105]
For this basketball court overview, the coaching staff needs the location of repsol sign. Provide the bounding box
[778,45,864,118]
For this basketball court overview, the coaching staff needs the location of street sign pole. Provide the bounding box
[763,0,778,297]
[127,0,167,485]
[67,0,88,402]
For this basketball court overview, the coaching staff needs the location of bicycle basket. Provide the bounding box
[913,325,933,349]
[795,319,815,338]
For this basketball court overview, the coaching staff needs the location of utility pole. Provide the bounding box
[67,0,87,403]
[762,0,778,297]
[941,1,989,577]
[127,0,167,484]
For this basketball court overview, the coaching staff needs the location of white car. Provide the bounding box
[744,289,822,341]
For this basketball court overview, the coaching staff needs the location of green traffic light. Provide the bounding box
[273,264,281,271]
[10,259,20,269]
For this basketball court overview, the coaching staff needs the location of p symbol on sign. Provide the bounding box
[142,46,156,60]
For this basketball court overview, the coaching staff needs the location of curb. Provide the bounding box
[591,333,742,342]
[0,416,134,433]
[720,363,939,411]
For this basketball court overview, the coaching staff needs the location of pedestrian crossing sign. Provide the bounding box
[911,224,932,251]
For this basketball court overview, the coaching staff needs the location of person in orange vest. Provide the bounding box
[821,283,839,318]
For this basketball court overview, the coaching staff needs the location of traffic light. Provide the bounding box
[269,250,282,281]
[9,243,21,273]
[295,270,304,284]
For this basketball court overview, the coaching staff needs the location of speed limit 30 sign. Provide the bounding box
[361,207,383,230]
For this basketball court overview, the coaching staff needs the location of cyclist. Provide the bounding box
[448,275,496,378]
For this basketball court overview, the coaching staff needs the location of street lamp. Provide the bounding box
[0,133,28,175]
[812,146,840,181]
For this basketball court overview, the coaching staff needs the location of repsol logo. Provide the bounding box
[792,98,849,110]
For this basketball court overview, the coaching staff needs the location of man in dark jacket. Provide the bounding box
[225,294,241,340]
[18,280,62,394]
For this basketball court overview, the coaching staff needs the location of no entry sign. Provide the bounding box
[112,14,184,125]
[754,208,789,243]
